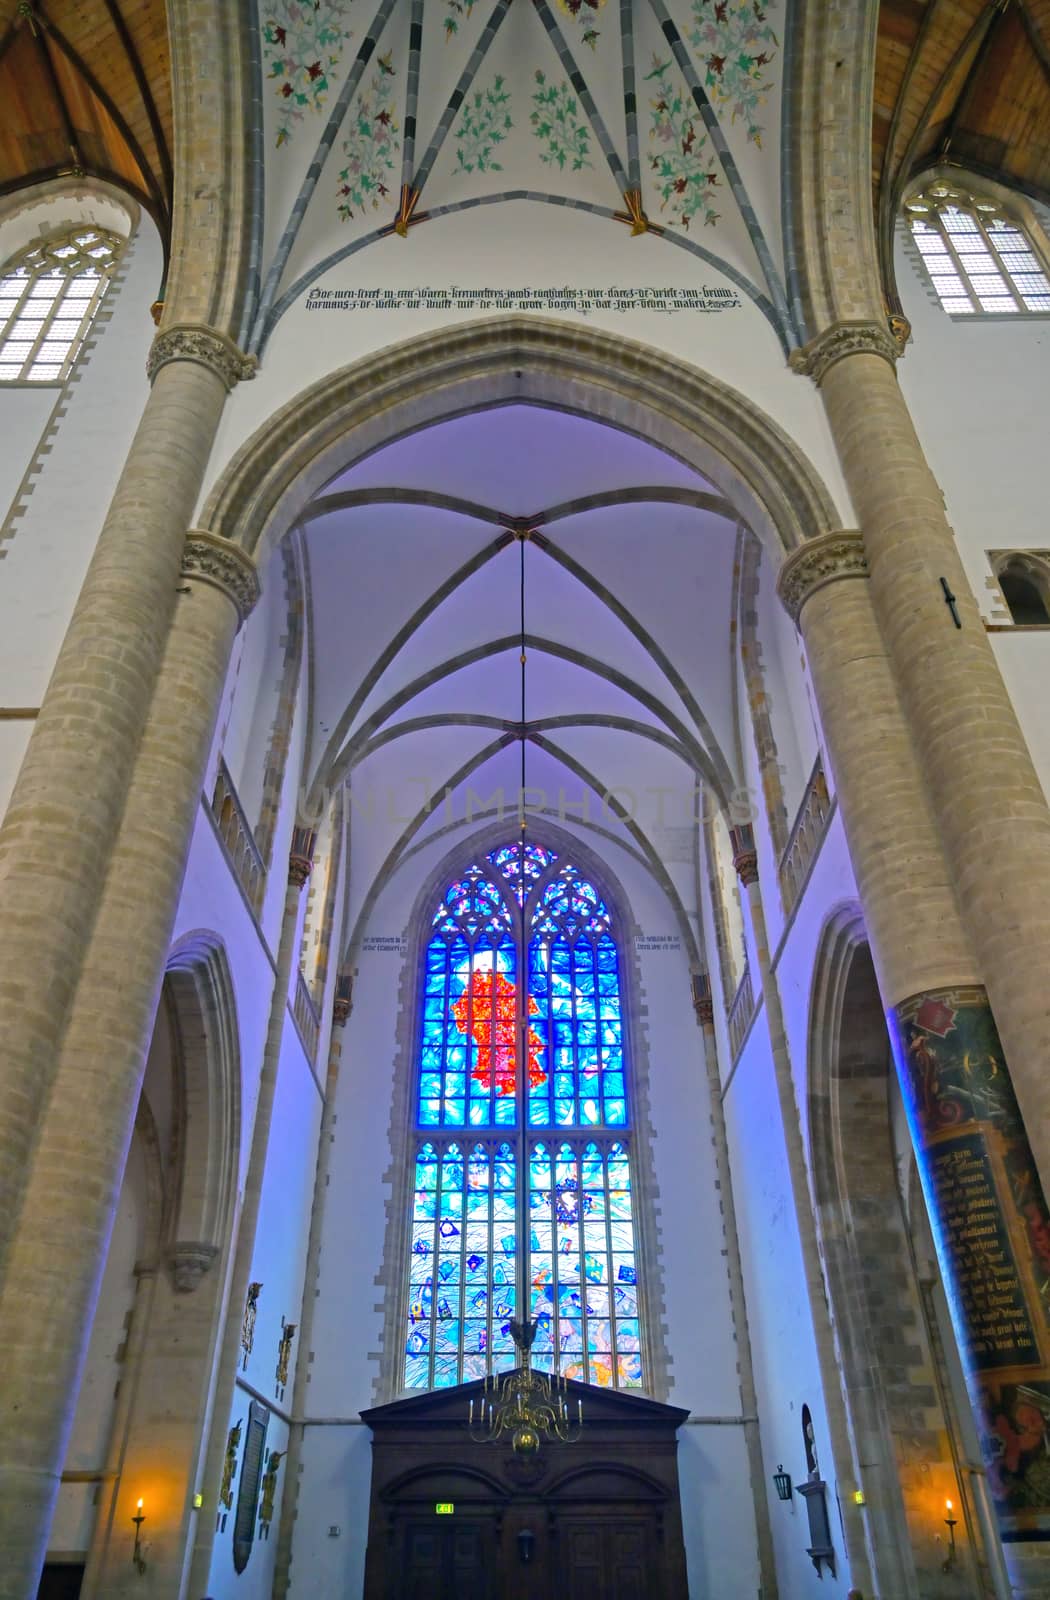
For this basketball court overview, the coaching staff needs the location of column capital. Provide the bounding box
[776,530,868,626]
[147,322,257,391]
[181,530,261,625]
[788,320,901,386]
[288,823,317,888]
[333,972,354,1028]
[691,972,714,1027]
[729,824,759,887]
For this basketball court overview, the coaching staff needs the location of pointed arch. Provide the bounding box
[200,318,841,570]
[374,818,670,1405]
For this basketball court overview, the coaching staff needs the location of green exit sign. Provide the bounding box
[435,1503,454,1515]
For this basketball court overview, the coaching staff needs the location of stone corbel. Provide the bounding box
[169,1240,220,1294]
[146,322,257,391]
[181,529,261,627]
[776,530,868,626]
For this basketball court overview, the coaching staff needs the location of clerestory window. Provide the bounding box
[404,841,645,1393]
[995,555,1050,626]
[0,225,123,383]
[905,182,1050,316]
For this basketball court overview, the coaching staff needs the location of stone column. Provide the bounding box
[690,973,779,1600]
[187,833,316,1598]
[793,325,1050,1192]
[273,973,353,1600]
[726,827,875,1594]
[0,531,258,1599]
[778,534,1050,1562]
[0,327,254,1271]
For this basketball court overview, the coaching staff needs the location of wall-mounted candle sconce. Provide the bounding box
[131,1497,146,1575]
[773,1465,793,1502]
[943,1498,957,1573]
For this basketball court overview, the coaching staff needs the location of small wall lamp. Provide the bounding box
[773,1465,793,1502]
[943,1498,957,1573]
[131,1497,147,1575]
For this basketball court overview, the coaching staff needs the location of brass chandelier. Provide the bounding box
[465,534,584,1456]
[468,1319,583,1455]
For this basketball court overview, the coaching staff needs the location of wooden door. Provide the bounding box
[558,1514,658,1600]
[398,1515,498,1600]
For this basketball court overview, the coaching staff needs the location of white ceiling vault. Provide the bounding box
[294,402,758,970]
[246,0,795,354]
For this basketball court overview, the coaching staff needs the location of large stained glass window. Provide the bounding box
[405,843,644,1392]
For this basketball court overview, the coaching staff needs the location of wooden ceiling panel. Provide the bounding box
[0,0,171,241]
[875,0,1050,305]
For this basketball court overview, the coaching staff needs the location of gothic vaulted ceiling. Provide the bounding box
[295,401,769,967]
[0,2,1045,316]
[0,0,172,235]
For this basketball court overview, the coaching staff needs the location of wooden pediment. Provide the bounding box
[362,1374,689,1433]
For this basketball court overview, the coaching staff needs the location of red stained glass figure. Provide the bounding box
[452,970,546,1095]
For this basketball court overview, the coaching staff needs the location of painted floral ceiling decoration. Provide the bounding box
[689,0,778,147]
[264,0,354,147]
[250,0,794,355]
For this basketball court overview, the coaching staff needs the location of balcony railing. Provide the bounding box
[211,759,265,913]
[727,962,756,1060]
[779,756,832,913]
[293,969,321,1062]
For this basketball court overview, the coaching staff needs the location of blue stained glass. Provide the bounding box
[488,842,558,903]
[408,846,640,1391]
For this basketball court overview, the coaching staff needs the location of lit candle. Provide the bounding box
[946,1499,954,1514]
[577,1398,582,1424]
[136,1498,143,1512]
[469,1399,474,1425]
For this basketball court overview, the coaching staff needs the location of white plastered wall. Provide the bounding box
[0,187,161,819]
[894,210,1050,805]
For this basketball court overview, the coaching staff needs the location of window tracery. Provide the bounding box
[904,181,1050,316]
[0,225,123,382]
[406,841,643,1393]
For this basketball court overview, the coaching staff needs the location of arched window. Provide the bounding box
[904,181,1050,316]
[405,842,644,1393]
[996,555,1050,626]
[0,225,123,382]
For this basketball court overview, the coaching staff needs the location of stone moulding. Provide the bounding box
[777,530,868,625]
[146,322,258,391]
[201,316,841,564]
[181,529,261,624]
[788,320,900,385]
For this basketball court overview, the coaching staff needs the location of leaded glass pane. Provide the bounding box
[406,1138,519,1388]
[528,1139,642,1388]
[907,187,1050,317]
[0,225,122,383]
[408,845,642,1392]
[488,841,557,903]
[528,932,625,1128]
